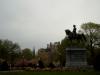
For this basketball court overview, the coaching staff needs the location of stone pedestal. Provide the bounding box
[65,47,87,67]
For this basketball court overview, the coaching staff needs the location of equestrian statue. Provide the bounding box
[65,25,86,42]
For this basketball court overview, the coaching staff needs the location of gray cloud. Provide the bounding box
[0,0,100,50]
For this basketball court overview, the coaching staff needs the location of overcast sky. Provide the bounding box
[0,0,100,50]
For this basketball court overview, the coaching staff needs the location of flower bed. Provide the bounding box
[10,67,94,72]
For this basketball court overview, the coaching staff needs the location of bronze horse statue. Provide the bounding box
[65,25,86,42]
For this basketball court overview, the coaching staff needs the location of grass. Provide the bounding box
[0,71,100,75]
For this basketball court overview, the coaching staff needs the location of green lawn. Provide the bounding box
[0,71,100,75]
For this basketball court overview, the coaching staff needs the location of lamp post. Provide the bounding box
[22,56,24,69]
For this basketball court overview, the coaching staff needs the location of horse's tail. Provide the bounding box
[82,34,87,41]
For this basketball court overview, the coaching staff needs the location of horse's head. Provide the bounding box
[65,29,71,36]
